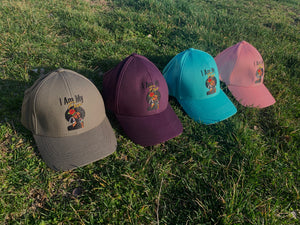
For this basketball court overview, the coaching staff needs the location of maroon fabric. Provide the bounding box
[103,53,183,146]
[116,104,182,147]
[102,57,128,112]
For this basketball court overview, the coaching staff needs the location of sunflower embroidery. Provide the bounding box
[146,82,161,111]
[255,65,263,83]
[65,104,85,131]
[206,75,217,95]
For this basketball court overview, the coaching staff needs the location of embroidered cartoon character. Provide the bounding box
[65,104,85,130]
[255,65,263,83]
[146,81,161,111]
[206,75,217,95]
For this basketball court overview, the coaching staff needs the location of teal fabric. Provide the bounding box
[163,48,237,124]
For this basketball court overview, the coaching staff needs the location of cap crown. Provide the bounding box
[163,48,221,100]
[103,54,169,116]
[216,41,265,87]
[21,69,106,137]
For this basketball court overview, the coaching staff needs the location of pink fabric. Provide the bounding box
[228,84,275,108]
[215,41,275,108]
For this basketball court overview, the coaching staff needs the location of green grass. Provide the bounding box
[0,0,299,224]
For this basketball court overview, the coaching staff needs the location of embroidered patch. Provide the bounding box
[146,81,161,111]
[65,104,85,130]
[255,65,263,83]
[206,75,217,95]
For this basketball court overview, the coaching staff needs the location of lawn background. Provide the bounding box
[0,0,299,224]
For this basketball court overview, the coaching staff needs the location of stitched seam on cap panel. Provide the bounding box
[178,50,189,100]
[229,42,243,85]
[249,44,265,84]
[60,70,81,135]
[33,70,59,134]
[115,56,134,114]
[76,74,105,127]
[144,57,154,89]
[60,70,73,100]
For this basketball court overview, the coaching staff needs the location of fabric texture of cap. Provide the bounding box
[215,41,276,108]
[102,53,183,147]
[163,48,237,124]
[21,68,117,171]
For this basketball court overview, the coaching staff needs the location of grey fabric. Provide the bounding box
[22,69,105,137]
[34,117,117,171]
[21,68,117,171]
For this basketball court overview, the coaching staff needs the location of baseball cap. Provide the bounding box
[215,41,276,108]
[21,68,117,171]
[102,53,183,147]
[163,48,237,124]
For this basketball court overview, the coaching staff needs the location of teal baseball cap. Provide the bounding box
[163,48,237,124]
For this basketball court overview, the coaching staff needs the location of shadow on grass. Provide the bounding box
[257,105,299,158]
[0,65,124,164]
[158,120,239,223]
[145,54,176,71]
[94,53,244,223]
[257,106,280,139]
[0,57,238,224]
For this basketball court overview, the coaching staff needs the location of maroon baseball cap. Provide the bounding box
[103,53,183,146]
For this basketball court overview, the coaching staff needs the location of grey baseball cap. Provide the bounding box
[21,68,117,171]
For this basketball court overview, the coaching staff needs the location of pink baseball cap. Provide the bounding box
[215,41,275,108]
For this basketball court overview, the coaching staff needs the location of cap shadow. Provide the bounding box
[0,65,124,167]
[1,74,43,160]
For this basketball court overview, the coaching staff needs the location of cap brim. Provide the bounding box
[178,90,237,124]
[116,104,183,147]
[228,83,275,108]
[34,117,117,171]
